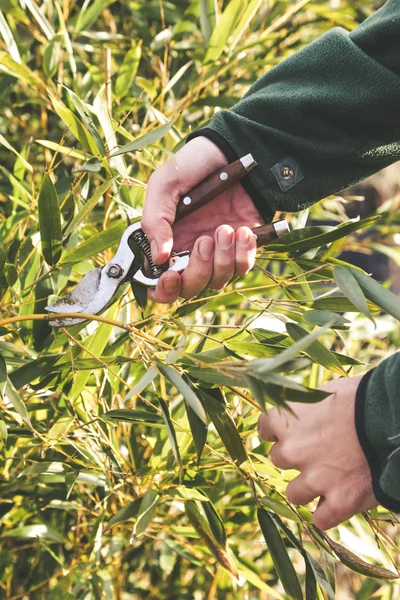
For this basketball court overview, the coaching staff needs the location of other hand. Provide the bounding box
[141,136,263,303]
[257,375,378,529]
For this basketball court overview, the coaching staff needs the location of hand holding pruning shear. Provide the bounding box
[142,137,277,303]
[47,136,288,325]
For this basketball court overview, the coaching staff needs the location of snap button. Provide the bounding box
[281,167,293,180]
[271,156,304,191]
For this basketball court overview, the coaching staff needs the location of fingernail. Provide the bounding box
[237,228,251,247]
[217,228,233,249]
[151,240,159,261]
[163,277,179,293]
[199,239,214,260]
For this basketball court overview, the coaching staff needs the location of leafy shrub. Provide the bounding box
[0,1,399,598]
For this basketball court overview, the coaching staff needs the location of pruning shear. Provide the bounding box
[46,154,289,326]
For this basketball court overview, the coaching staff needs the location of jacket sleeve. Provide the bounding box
[188,0,400,222]
[356,353,400,512]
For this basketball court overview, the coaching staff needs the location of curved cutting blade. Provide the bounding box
[46,265,126,327]
[45,224,143,326]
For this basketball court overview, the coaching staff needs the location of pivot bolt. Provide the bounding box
[108,264,123,279]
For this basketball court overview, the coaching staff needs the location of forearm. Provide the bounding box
[356,352,400,511]
[189,0,400,220]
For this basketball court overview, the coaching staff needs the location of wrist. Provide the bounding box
[355,368,400,511]
[185,135,229,169]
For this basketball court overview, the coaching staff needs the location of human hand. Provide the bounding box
[257,375,378,529]
[141,136,264,303]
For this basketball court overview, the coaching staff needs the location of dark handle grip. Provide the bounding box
[175,158,253,221]
[252,223,281,247]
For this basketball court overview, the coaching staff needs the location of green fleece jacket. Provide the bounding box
[189,0,400,511]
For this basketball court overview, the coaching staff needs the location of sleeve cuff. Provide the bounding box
[186,128,275,223]
[355,369,400,512]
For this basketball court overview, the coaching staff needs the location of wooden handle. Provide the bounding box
[252,221,289,246]
[175,155,256,221]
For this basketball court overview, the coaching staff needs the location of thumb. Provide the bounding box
[141,137,228,264]
[142,165,177,264]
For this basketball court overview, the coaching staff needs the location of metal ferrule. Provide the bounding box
[273,220,290,237]
[240,153,257,172]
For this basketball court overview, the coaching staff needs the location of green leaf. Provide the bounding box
[304,310,349,328]
[186,366,244,387]
[2,524,64,542]
[106,497,142,530]
[333,265,374,324]
[0,419,7,445]
[74,157,101,173]
[250,329,287,345]
[268,216,379,254]
[0,9,20,62]
[309,295,374,313]
[43,33,63,78]
[0,50,44,90]
[202,500,227,548]
[64,178,115,238]
[101,409,163,426]
[49,92,99,156]
[159,396,184,482]
[204,0,243,64]
[258,508,303,600]
[60,219,127,264]
[185,396,208,466]
[124,367,157,403]
[0,133,32,173]
[199,0,217,43]
[225,340,279,358]
[111,118,177,157]
[229,0,263,52]
[158,365,207,425]
[115,44,141,99]
[286,323,346,376]
[133,488,160,538]
[38,173,62,266]
[167,486,209,502]
[75,0,115,32]
[64,85,106,157]
[250,323,333,375]
[273,515,334,600]
[248,376,329,407]
[93,87,128,177]
[350,267,400,322]
[185,501,237,577]
[70,305,118,404]
[5,378,31,427]
[0,353,6,398]
[259,496,304,524]
[200,388,247,466]
[35,140,88,161]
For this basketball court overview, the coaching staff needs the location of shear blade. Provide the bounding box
[46,267,120,327]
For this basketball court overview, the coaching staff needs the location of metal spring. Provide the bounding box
[130,228,165,278]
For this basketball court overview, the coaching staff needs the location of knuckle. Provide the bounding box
[271,442,294,469]
[285,482,298,504]
[313,502,341,530]
[209,280,226,291]
[180,287,200,299]
[234,262,251,277]
[313,511,337,531]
